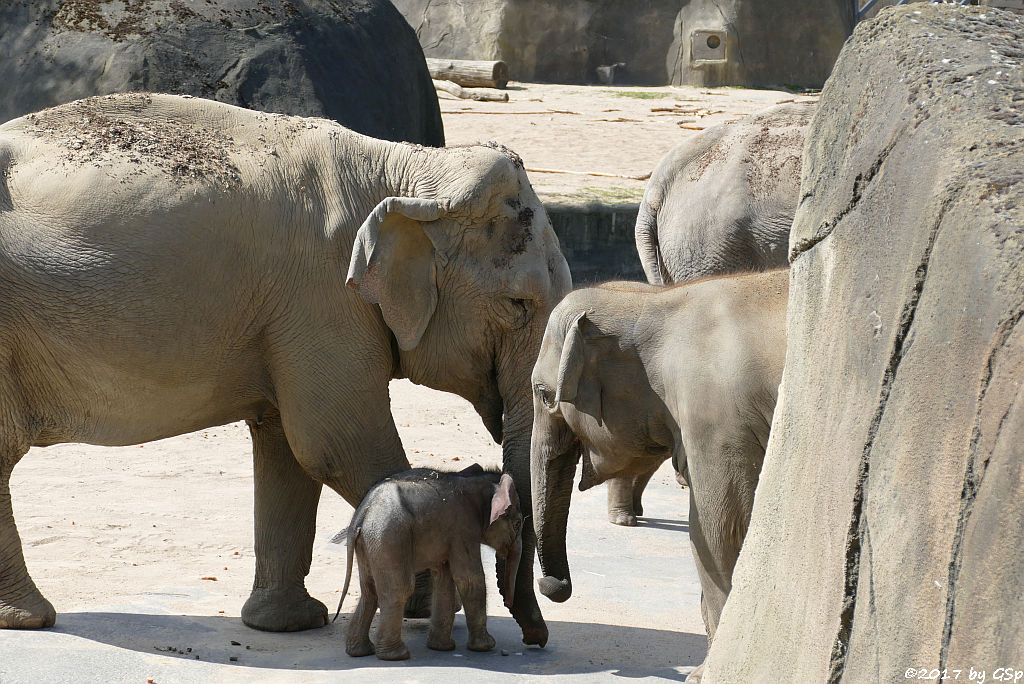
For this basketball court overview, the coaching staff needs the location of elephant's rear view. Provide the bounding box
[635,101,816,286]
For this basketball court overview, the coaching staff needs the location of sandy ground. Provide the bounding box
[0,84,810,682]
[439,82,817,205]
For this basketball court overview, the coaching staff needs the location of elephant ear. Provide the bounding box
[346,197,448,351]
[554,312,603,425]
[489,474,522,610]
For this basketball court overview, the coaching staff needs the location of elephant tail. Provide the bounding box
[635,192,666,285]
[333,525,361,623]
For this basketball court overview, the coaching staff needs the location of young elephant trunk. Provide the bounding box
[531,438,579,604]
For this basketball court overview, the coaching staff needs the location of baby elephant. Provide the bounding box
[335,465,523,660]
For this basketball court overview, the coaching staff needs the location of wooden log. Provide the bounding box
[425,58,509,89]
[433,79,509,102]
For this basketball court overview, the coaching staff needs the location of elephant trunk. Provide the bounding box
[531,428,579,604]
[635,194,665,285]
[496,366,551,646]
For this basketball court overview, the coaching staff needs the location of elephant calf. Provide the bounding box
[530,269,788,681]
[336,466,523,660]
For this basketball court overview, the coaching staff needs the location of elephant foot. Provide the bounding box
[467,632,495,652]
[346,638,375,657]
[686,661,705,682]
[241,587,327,632]
[675,471,689,488]
[608,510,638,527]
[375,642,410,661]
[511,604,549,647]
[426,633,456,651]
[0,590,56,630]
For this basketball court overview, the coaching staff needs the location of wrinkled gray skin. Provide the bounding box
[530,270,788,681]
[336,465,522,660]
[635,102,814,286]
[611,101,813,527]
[0,93,570,646]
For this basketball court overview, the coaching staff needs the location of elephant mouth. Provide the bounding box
[578,447,600,491]
[481,407,504,444]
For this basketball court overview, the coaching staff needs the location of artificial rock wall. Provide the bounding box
[393,0,855,88]
[704,5,1024,682]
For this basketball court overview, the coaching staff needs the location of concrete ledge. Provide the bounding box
[545,202,644,285]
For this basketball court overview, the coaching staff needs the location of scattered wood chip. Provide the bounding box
[678,124,706,130]
[775,98,795,104]
[440,110,580,116]
[201,576,218,581]
[526,166,651,181]
[592,117,642,122]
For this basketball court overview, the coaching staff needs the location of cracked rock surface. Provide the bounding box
[703,5,1023,683]
[0,0,444,146]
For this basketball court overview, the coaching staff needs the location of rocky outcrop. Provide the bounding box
[704,5,1023,682]
[0,0,444,145]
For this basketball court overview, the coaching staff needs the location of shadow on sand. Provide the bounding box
[636,517,690,533]
[51,611,704,679]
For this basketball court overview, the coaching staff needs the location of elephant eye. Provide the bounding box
[536,385,556,409]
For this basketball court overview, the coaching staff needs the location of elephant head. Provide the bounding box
[346,142,572,643]
[530,294,674,603]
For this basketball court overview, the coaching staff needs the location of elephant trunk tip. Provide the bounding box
[537,576,572,603]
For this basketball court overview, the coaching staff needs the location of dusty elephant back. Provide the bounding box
[0,93,381,447]
[636,101,815,285]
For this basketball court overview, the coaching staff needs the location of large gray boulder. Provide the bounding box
[0,0,444,145]
[705,5,1023,682]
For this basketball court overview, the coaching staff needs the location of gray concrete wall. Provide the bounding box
[545,204,645,284]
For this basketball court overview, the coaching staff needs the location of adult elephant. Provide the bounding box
[0,93,570,647]
[530,270,788,681]
[605,101,813,527]
[634,101,815,286]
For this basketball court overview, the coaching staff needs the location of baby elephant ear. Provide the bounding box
[490,473,518,524]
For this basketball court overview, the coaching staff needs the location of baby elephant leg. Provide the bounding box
[372,572,414,660]
[345,560,377,658]
[426,563,457,651]
[451,548,494,652]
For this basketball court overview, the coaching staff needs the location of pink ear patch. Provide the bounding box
[490,473,517,524]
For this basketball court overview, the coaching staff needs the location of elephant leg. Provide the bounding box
[606,476,638,526]
[345,557,378,657]
[630,467,657,518]
[686,437,760,677]
[0,444,56,629]
[373,573,413,661]
[241,412,327,632]
[426,563,457,651]
[451,548,494,652]
[403,569,433,618]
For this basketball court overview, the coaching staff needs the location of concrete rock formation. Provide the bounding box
[394,0,854,87]
[704,5,1023,682]
[0,0,444,145]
